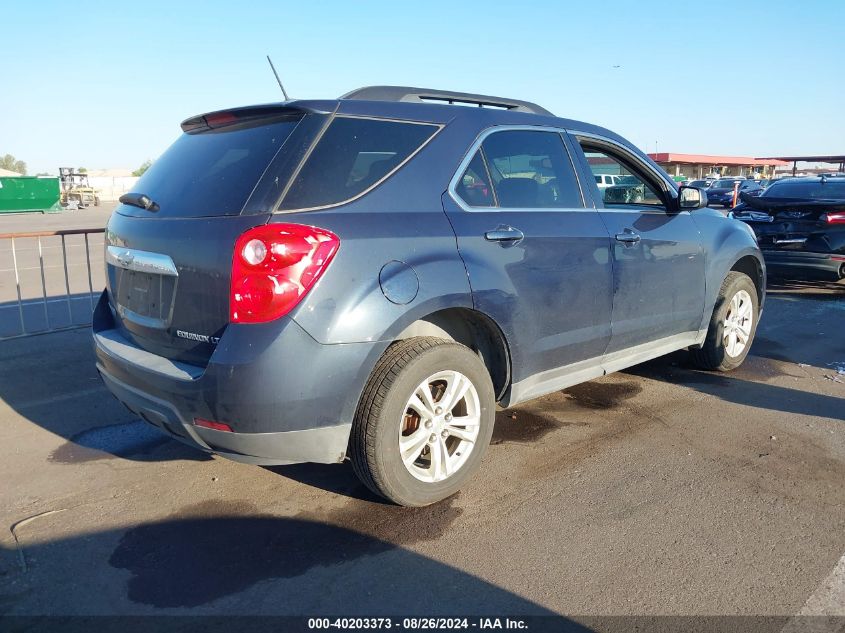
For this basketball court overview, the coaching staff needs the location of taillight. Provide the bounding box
[823,212,845,224]
[205,112,238,128]
[193,418,233,432]
[230,223,339,324]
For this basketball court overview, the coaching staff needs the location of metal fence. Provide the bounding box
[0,228,106,341]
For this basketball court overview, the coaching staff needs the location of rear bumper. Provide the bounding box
[92,291,386,465]
[761,249,844,278]
[98,370,351,465]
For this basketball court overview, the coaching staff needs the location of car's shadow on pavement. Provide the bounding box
[626,351,844,423]
[1,500,580,624]
[752,275,845,368]
[622,275,842,422]
[766,275,844,301]
[265,461,392,504]
[0,328,209,464]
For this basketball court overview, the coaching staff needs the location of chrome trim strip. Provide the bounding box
[570,130,678,193]
[503,331,703,407]
[106,246,179,277]
[447,124,592,213]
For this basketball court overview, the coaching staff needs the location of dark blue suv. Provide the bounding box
[93,86,765,506]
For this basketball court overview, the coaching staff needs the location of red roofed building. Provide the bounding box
[647,153,789,180]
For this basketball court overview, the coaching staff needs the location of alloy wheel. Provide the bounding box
[398,370,481,483]
[723,289,753,357]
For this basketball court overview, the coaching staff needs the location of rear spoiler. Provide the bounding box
[739,192,845,212]
[180,101,336,132]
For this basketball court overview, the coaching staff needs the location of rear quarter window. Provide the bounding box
[480,130,583,209]
[279,117,439,210]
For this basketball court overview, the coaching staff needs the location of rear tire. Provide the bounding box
[690,271,759,371]
[350,337,495,507]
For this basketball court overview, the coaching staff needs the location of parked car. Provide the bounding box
[603,174,650,204]
[707,178,764,208]
[595,174,621,189]
[93,85,765,506]
[687,179,714,189]
[732,175,845,281]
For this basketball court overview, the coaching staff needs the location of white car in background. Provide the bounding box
[595,174,621,190]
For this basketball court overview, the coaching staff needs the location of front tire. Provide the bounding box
[350,337,495,507]
[690,271,759,371]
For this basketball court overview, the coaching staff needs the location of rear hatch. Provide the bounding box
[105,107,327,365]
[733,192,845,252]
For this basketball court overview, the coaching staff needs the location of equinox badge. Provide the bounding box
[176,330,220,345]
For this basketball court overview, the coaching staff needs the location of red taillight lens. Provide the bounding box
[230,223,339,324]
[193,418,233,432]
[205,112,238,127]
[823,212,845,224]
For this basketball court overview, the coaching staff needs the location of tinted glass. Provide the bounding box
[581,148,665,208]
[480,131,582,208]
[126,119,300,218]
[455,151,495,207]
[280,117,438,210]
[764,180,845,199]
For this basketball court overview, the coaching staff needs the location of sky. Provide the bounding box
[2,0,844,175]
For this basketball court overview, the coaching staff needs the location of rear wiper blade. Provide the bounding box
[119,192,160,212]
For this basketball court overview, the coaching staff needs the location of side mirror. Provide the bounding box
[678,185,708,210]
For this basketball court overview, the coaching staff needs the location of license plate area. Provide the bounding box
[106,247,179,330]
[112,268,178,328]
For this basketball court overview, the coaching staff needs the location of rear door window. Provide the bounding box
[122,118,301,218]
[279,117,439,210]
[480,130,583,209]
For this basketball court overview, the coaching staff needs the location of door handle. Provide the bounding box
[485,226,524,243]
[614,230,641,244]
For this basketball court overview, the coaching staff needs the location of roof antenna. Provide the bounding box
[266,55,290,101]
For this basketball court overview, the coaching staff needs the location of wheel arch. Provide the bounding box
[729,253,765,305]
[392,307,511,402]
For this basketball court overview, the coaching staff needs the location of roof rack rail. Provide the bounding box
[339,85,553,116]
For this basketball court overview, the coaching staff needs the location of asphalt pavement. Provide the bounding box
[0,268,843,620]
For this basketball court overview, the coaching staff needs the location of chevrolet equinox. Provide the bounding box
[93,86,765,506]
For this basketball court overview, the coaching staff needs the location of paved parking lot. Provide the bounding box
[0,256,843,619]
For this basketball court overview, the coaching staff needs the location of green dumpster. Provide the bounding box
[0,177,62,213]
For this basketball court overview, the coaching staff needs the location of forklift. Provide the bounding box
[59,167,99,208]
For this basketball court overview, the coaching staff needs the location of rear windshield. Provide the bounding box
[279,117,439,210]
[122,118,300,218]
[713,179,740,188]
[764,180,845,199]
